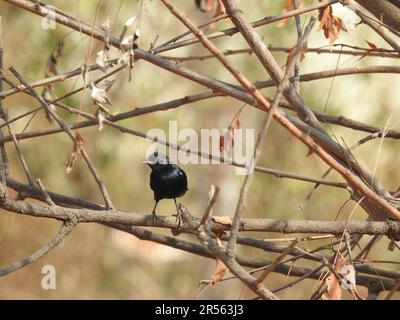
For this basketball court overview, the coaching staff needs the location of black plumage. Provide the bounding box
[145,152,188,219]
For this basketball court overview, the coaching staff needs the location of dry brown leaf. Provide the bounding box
[335,254,356,291]
[46,55,58,76]
[101,18,111,31]
[335,254,348,271]
[91,83,112,107]
[125,16,137,28]
[219,106,244,154]
[64,133,83,174]
[205,0,214,12]
[278,0,293,27]
[212,216,232,226]
[322,273,342,300]
[219,129,234,154]
[97,111,106,131]
[196,0,225,17]
[211,259,226,284]
[285,45,307,68]
[278,0,304,27]
[357,40,378,61]
[45,40,65,77]
[318,5,343,48]
[210,238,226,284]
[214,0,226,17]
[365,40,378,50]
[95,49,109,72]
[340,263,356,291]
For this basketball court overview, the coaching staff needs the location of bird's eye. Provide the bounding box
[154,152,158,157]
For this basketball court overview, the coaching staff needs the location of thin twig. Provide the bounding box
[8,67,114,209]
[0,219,76,277]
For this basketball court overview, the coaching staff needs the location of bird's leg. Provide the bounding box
[151,201,159,222]
[173,198,182,228]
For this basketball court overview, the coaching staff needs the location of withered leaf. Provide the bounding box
[318,5,343,48]
[91,83,112,106]
[278,0,293,27]
[336,254,356,291]
[98,111,106,131]
[46,55,58,76]
[121,34,134,47]
[219,128,234,154]
[45,40,65,77]
[322,274,342,300]
[101,18,111,31]
[205,0,214,12]
[214,0,226,18]
[340,263,356,291]
[212,216,232,226]
[195,0,225,17]
[65,133,83,174]
[357,40,379,61]
[101,79,116,92]
[125,16,137,28]
[335,254,348,272]
[95,49,109,72]
[210,238,226,284]
[219,105,244,154]
[366,40,378,50]
[285,45,307,68]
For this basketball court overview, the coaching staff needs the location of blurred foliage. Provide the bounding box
[0,0,399,299]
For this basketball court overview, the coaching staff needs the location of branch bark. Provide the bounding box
[356,0,400,33]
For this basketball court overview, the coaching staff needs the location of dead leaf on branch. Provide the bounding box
[90,82,113,115]
[212,216,232,226]
[95,49,109,73]
[118,49,135,81]
[210,238,226,284]
[322,254,357,300]
[64,133,84,174]
[285,45,307,69]
[365,40,378,50]
[278,0,304,27]
[322,274,342,300]
[219,105,245,155]
[41,39,65,123]
[356,40,379,61]
[119,16,137,43]
[100,18,111,31]
[97,111,106,132]
[278,0,292,27]
[214,0,226,18]
[195,0,225,17]
[45,39,65,77]
[336,254,356,291]
[197,237,227,298]
[318,5,347,48]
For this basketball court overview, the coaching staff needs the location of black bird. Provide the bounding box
[144,152,188,220]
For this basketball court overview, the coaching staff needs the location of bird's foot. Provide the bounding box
[151,211,160,223]
[173,210,182,230]
[171,212,182,236]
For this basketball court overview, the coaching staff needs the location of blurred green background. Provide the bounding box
[0,0,399,299]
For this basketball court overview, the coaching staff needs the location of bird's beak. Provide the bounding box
[142,160,149,164]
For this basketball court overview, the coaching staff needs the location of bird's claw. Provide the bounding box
[173,208,182,230]
[151,211,159,223]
